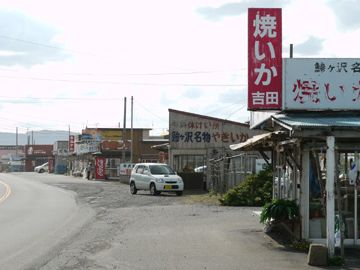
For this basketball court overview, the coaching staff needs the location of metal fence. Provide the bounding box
[207,152,262,193]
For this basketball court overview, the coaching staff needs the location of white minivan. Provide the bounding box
[129,163,184,196]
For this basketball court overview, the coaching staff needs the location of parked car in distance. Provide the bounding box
[194,165,207,173]
[129,163,184,196]
[34,162,49,173]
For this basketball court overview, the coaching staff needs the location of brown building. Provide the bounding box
[24,144,53,172]
[72,127,167,179]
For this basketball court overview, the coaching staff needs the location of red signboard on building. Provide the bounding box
[95,157,106,180]
[248,8,282,110]
[69,135,75,152]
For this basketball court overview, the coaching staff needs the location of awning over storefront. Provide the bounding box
[273,113,360,129]
[269,113,360,140]
[229,131,285,151]
[151,143,169,151]
[251,112,360,131]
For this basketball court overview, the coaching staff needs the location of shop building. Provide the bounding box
[72,127,167,180]
[169,109,265,191]
[243,9,360,254]
[53,141,69,174]
[24,144,53,172]
[240,53,360,255]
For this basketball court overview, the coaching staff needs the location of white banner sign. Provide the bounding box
[75,142,99,154]
[284,58,360,110]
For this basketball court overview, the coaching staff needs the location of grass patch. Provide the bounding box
[185,193,222,205]
[289,239,310,252]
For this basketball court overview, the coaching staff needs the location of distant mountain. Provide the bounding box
[0,130,78,145]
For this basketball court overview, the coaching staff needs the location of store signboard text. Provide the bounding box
[284,58,360,110]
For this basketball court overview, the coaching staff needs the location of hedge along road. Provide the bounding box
[0,173,94,270]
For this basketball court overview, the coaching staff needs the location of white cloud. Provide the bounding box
[0,0,358,134]
[0,50,26,56]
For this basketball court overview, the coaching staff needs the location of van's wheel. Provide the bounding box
[176,191,183,196]
[130,182,137,194]
[150,183,159,196]
[39,169,44,173]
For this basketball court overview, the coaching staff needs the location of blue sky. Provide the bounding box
[0,0,359,134]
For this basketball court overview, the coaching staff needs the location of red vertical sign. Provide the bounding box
[69,135,75,152]
[248,8,282,110]
[95,157,106,180]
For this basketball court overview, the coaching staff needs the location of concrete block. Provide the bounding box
[307,244,328,266]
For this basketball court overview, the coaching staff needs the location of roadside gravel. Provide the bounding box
[30,174,339,270]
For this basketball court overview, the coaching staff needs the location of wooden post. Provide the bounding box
[301,148,310,239]
[326,136,335,257]
[355,187,358,244]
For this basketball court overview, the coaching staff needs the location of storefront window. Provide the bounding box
[273,166,295,200]
[273,150,296,201]
[106,158,121,179]
[173,155,205,173]
[337,153,359,241]
[309,151,360,241]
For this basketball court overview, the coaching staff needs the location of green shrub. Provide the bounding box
[328,256,345,266]
[219,166,272,206]
[289,239,310,252]
[260,199,299,224]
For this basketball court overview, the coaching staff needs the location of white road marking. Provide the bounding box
[0,180,11,204]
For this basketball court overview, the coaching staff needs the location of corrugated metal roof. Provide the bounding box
[229,131,285,151]
[273,113,360,129]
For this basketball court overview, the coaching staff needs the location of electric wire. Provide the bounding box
[0,34,248,133]
[0,74,245,87]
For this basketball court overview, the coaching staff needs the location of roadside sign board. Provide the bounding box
[284,58,360,110]
[95,157,106,180]
[248,8,282,110]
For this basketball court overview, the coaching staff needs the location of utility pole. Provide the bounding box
[122,97,127,162]
[16,127,18,156]
[27,129,30,145]
[68,125,71,175]
[131,96,134,163]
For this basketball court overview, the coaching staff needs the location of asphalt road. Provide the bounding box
[0,173,93,270]
[0,173,359,270]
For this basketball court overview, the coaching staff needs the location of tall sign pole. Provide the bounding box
[248,8,282,110]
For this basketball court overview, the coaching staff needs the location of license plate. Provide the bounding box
[164,185,172,190]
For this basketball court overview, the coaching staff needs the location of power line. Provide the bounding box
[0,74,245,87]
[203,98,246,115]
[224,104,247,120]
[61,70,223,77]
[133,100,167,123]
[0,96,124,102]
[0,66,232,77]
[0,34,96,56]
